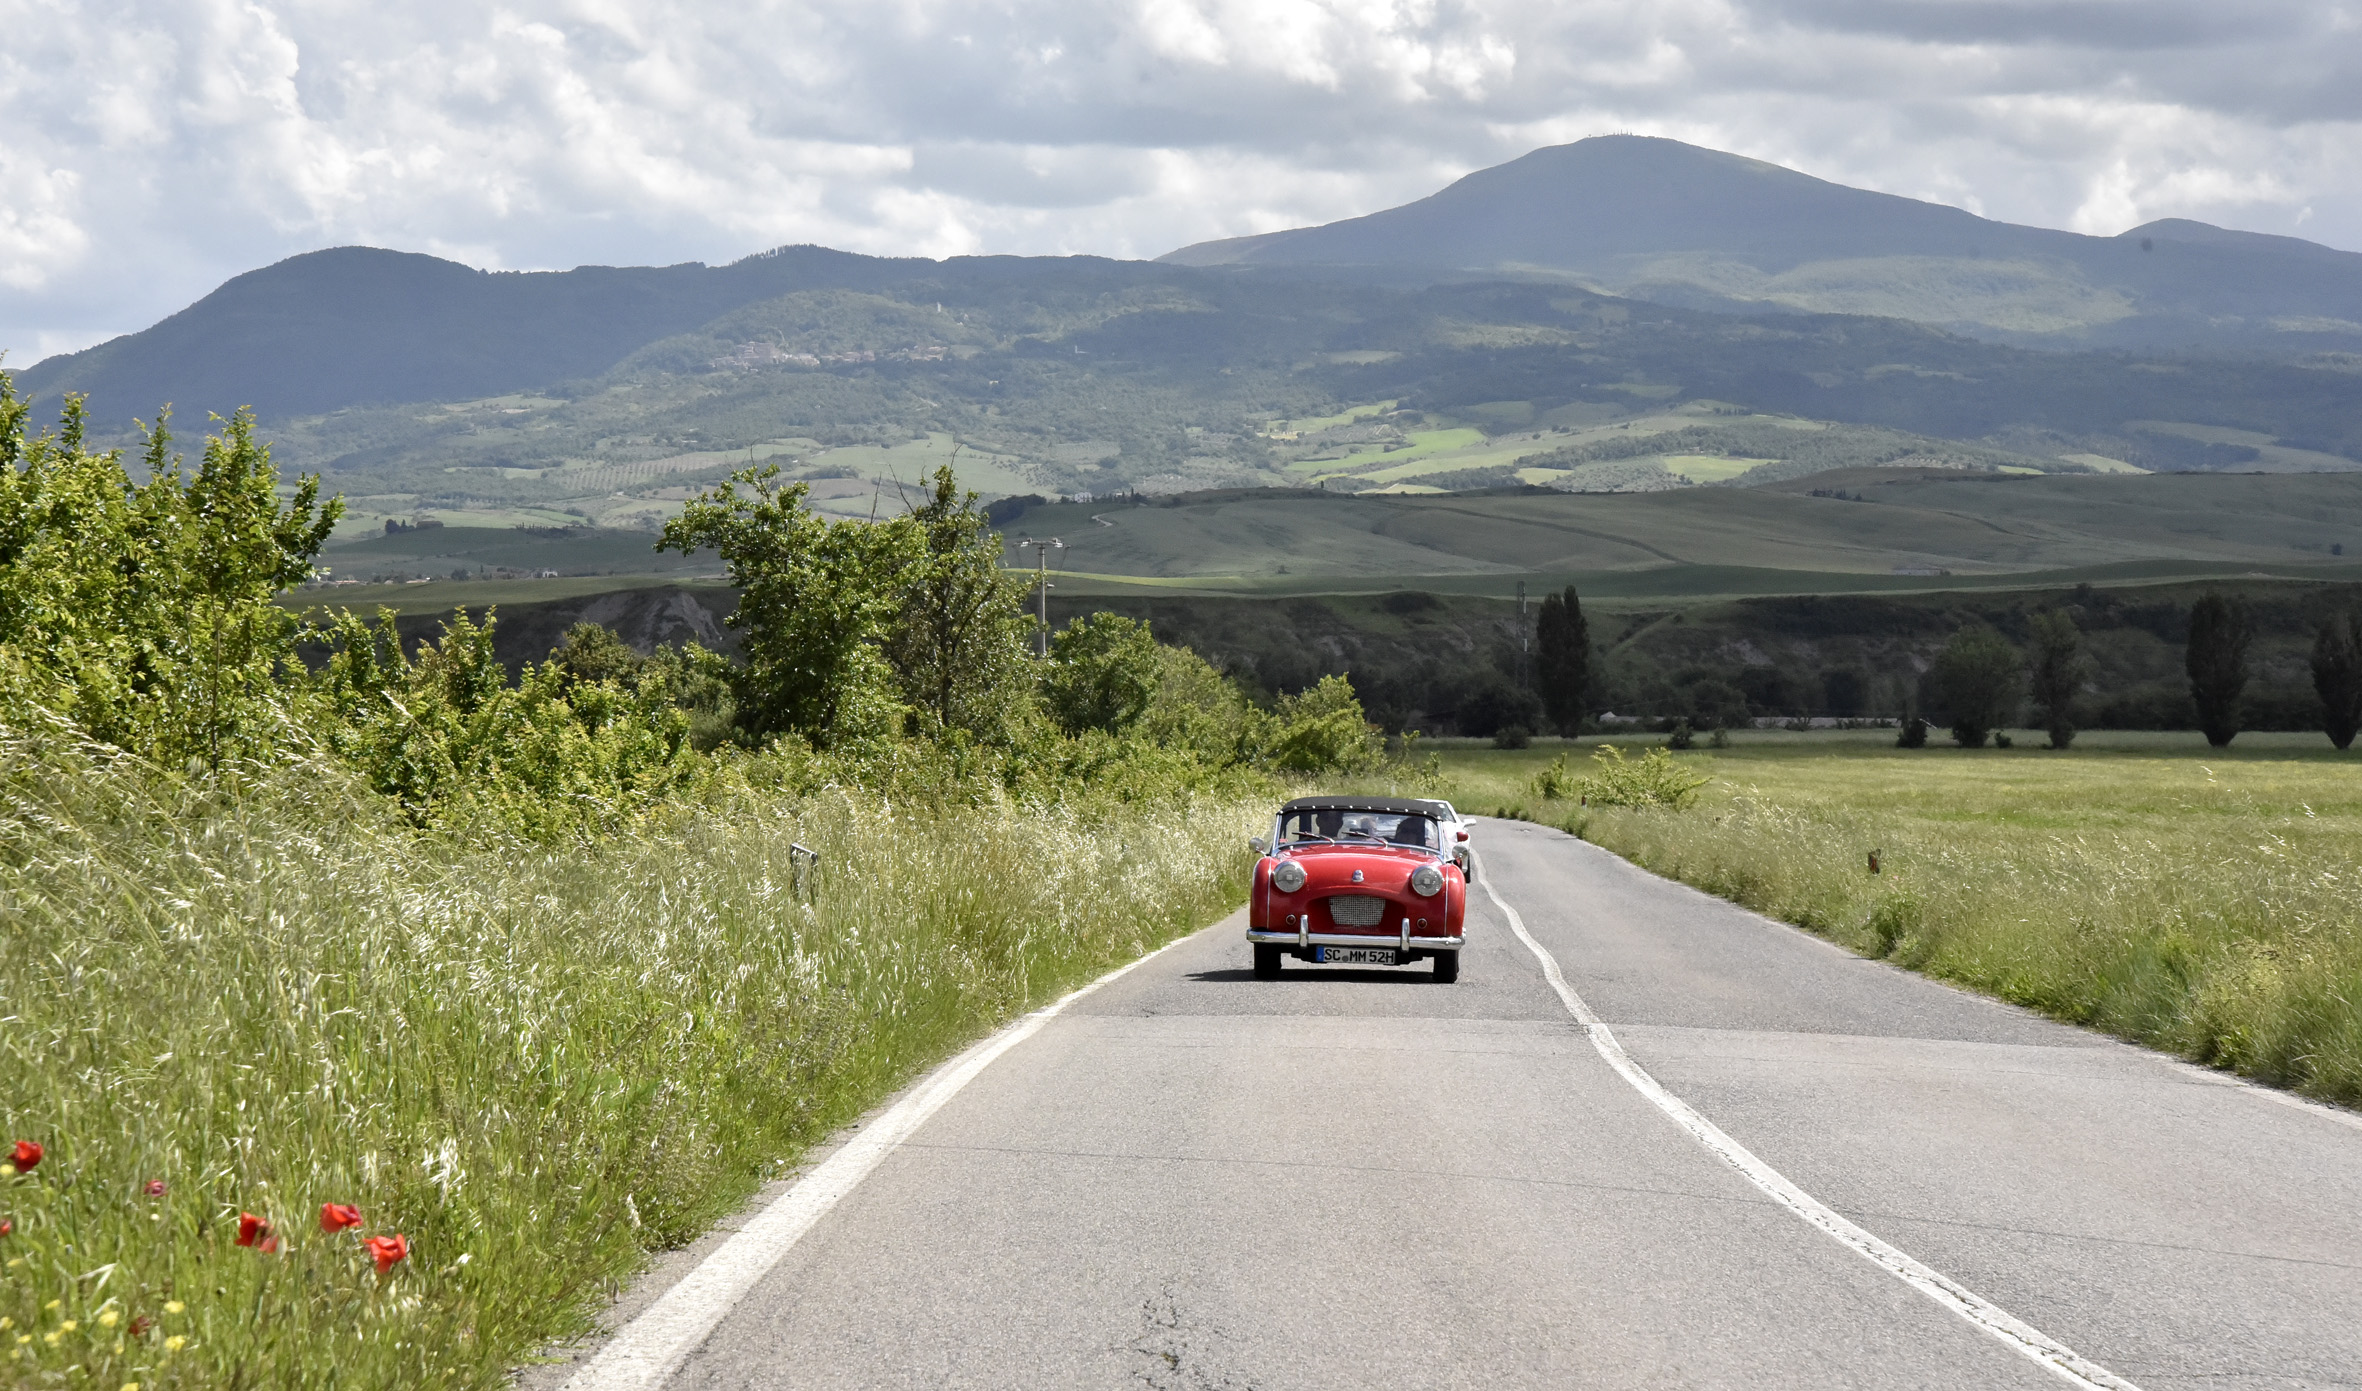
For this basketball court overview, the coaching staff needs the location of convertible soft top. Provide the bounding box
[1278,795,1453,819]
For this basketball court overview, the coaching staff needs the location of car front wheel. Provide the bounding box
[1434,950,1461,984]
[1253,944,1283,979]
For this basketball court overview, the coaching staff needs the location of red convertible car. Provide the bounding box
[1247,796,1469,982]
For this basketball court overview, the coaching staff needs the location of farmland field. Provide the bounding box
[1410,731,2362,1108]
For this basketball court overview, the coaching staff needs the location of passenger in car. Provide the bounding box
[1390,815,1434,847]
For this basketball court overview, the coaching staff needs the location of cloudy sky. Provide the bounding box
[6,0,2361,361]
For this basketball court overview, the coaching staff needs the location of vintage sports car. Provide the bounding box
[1247,796,1469,982]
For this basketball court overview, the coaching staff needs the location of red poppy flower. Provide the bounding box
[363,1233,408,1273]
[235,1212,272,1248]
[144,1180,168,1198]
[0,1219,10,1237]
[128,1315,154,1339]
[260,1233,280,1254]
[8,1141,38,1171]
[319,1203,363,1233]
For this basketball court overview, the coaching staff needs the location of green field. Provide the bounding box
[1420,732,2362,1108]
[1001,471,2362,592]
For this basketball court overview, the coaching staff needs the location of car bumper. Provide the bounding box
[1247,928,1464,952]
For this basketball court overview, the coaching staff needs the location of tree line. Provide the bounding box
[1515,581,2362,751]
[0,380,1387,834]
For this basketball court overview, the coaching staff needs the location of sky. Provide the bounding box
[6,0,2362,362]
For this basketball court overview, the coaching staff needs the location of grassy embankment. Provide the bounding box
[1434,731,2362,1108]
[0,738,1259,1389]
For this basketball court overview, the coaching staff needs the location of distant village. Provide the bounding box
[712,341,950,371]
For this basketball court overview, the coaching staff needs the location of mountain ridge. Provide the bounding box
[1160,136,2362,351]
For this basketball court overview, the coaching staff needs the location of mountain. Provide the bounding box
[1161,137,2362,352]
[11,243,963,424]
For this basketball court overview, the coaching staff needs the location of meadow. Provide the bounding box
[0,736,1261,1388]
[1430,731,2362,1108]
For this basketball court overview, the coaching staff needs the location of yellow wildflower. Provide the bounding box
[0,1317,10,1329]
[42,1300,58,1311]
[2,1162,17,1177]
[98,1309,119,1328]
[43,1331,59,1346]
[58,1320,75,1333]
[122,1384,141,1391]
[163,1335,186,1352]
[163,1301,184,1315]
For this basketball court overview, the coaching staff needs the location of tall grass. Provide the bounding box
[1448,739,2362,1110]
[0,730,1260,1388]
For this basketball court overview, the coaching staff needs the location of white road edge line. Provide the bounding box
[1478,871,2145,1391]
[560,929,1201,1391]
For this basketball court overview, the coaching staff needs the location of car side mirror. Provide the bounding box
[1249,836,1270,855]
[1456,829,1469,842]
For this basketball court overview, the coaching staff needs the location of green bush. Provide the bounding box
[1575,744,1708,809]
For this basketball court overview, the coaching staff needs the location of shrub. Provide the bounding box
[1492,723,1532,749]
[1896,717,1929,748]
[1531,753,1577,800]
[1577,744,1708,809]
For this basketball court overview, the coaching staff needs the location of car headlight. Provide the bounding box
[1410,864,1444,896]
[1271,860,1307,893]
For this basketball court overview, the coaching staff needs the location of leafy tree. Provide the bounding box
[2311,611,2362,750]
[2186,592,2252,748]
[2026,609,2091,750]
[0,386,339,764]
[1134,643,1252,763]
[883,466,1034,742]
[1043,612,1161,735]
[1457,671,1544,738]
[658,464,917,745]
[1929,626,2022,748]
[551,622,645,688]
[1534,585,1590,734]
[1254,674,1382,774]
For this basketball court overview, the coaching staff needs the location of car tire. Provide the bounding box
[1253,944,1283,979]
[1434,950,1461,984]
[1458,852,1475,883]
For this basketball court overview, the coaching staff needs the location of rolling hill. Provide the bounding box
[1162,136,2362,354]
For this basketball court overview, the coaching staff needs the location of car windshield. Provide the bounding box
[1278,809,1438,849]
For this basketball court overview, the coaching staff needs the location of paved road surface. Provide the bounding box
[605,817,2362,1389]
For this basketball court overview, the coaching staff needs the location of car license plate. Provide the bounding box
[1318,945,1396,965]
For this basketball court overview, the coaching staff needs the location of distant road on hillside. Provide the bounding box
[546,819,2362,1389]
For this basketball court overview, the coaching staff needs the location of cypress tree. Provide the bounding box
[2311,611,2362,750]
[1534,585,1590,735]
[2185,592,2252,748]
[2026,609,2090,750]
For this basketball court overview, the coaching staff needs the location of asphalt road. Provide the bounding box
[625,817,2362,1390]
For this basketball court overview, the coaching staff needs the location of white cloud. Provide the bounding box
[3,0,2360,360]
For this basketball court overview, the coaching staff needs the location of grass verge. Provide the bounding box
[1429,731,2362,1110]
[0,734,1258,1388]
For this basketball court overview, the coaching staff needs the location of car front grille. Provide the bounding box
[1326,894,1387,927]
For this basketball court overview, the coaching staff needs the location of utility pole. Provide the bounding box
[1517,580,1530,688]
[1018,537,1064,657]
